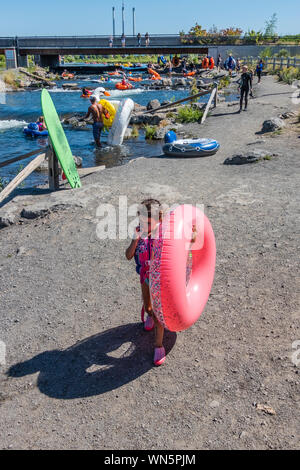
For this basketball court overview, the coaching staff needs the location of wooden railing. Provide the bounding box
[243,56,300,70]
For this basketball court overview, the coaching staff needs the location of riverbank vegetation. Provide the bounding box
[268,66,300,84]
[176,105,204,123]
[62,54,158,64]
[180,14,300,45]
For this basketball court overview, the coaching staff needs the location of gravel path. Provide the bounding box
[0,76,299,450]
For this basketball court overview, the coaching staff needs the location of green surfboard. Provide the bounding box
[41,89,81,189]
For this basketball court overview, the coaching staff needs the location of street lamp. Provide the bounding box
[112,6,115,37]
[122,2,125,36]
[132,8,135,36]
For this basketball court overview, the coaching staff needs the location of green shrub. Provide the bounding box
[3,70,16,86]
[277,66,300,84]
[145,125,157,139]
[176,105,203,123]
[219,75,231,89]
[260,47,273,59]
[131,125,139,138]
[278,49,289,57]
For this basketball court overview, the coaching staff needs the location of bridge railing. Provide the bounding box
[242,56,300,69]
[16,35,182,48]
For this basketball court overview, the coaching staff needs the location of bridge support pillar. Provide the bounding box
[4,48,18,69]
[17,54,29,68]
[40,55,60,69]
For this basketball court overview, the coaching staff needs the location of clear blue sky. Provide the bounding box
[0,0,299,36]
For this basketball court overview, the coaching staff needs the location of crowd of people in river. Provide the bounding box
[59,51,266,148]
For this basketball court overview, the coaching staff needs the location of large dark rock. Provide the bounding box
[261,118,285,133]
[146,99,161,110]
[130,113,164,125]
[224,149,280,165]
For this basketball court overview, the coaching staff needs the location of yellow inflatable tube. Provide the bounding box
[98,99,116,128]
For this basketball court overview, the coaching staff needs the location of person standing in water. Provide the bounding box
[239,65,253,112]
[82,96,107,148]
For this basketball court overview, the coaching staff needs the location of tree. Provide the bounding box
[264,13,278,37]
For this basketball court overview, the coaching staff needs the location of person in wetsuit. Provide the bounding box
[239,65,253,112]
[256,59,264,83]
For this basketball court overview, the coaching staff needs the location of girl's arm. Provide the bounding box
[125,228,140,260]
[125,239,139,260]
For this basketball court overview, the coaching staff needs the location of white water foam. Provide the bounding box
[0,120,28,130]
[108,88,144,98]
[49,87,79,93]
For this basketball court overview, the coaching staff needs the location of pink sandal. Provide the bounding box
[144,315,155,331]
[154,347,166,366]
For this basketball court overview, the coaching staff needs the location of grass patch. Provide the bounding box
[218,75,231,89]
[131,125,139,138]
[3,70,16,86]
[268,66,300,84]
[176,105,203,123]
[145,125,157,140]
[270,129,282,137]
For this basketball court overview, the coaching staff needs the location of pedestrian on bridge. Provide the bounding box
[145,32,150,47]
[121,34,126,48]
[137,33,141,47]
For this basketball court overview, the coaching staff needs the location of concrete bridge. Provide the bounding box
[1,35,300,70]
[0,35,208,68]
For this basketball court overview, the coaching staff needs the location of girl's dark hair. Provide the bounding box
[139,198,162,218]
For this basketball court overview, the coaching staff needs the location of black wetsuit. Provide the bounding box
[240,72,252,109]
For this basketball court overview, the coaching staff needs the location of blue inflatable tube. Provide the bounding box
[23,123,49,138]
[163,132,220,157]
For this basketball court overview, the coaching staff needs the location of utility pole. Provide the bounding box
[132,7,135,36]
[112,6,115,37]
[122,1,125,36]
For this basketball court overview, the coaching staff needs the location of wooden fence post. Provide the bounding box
[287,57,290,68]
[214,83,218,108]
[201,86,217,124]
[273,57,276,70]
[47,145,60,190]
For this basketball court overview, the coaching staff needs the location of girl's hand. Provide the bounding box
[132,226,141,241]
[191,224,197,243]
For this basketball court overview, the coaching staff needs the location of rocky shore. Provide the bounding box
[0,75,299,450]
[0,66,58,92]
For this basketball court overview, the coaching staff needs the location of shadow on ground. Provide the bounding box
[6,323,177,399]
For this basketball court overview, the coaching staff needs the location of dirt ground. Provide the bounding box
[0,75,299,450]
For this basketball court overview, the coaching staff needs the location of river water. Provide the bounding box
[0,74,235,189]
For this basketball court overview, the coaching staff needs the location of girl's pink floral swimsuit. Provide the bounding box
[134,234,154,285]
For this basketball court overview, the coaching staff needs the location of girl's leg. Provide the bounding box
[141,281,164,347]
[153,316,164,348]
[141,280,152,315]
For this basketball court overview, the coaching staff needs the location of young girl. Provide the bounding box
[37,116,47,131]
[125,199,165,366]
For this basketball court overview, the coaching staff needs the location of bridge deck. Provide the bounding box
[0,35,210,55]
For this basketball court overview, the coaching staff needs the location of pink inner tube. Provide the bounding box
[150,205,216,332]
